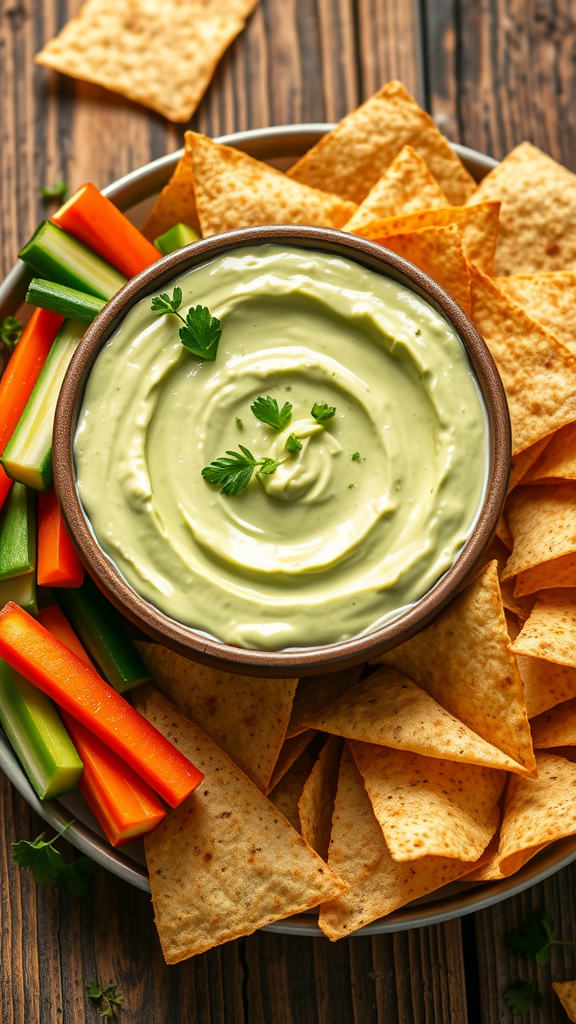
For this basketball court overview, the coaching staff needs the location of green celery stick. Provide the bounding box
[0,484,36,579]
[19,221,126,301]
[0,572,37,614]
[154,223,200,255]
[0,659,82,799]
[26,279,106,325]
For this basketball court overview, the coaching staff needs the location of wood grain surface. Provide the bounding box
[2,1,576,1022]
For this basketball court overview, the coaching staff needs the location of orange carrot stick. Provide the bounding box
[52,182,159,279]
[38,605,93,667]
[37,488,84,587]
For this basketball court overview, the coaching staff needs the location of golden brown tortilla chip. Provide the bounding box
[349,742,504,862]
[185,131,357,237]
[297,664,527,773]
[318,746,472,940]
[496,511,513,550]
[134,687,345,961]
[266,730,316,794]
[531,697,576,748]
[517,653,576,719]
[268,748,314,832]
[553,981,576,1022]
[373,224,471,314]
[511,589,576,669]
[142,155,200,242]
[502,483,576,593]
[523,422,576,484]
[136,642,296,792]
[288,666,363,737]
[356,201,500,276]
[463,833,505,881]
[344,145,450,233]
[470,265,576,455]
[378,562,535,774]
[35,0,259,123]
[298,735,343,860]
[498,752,576,876]
[495,273,576,355]
[508,436,551,492]
[288,81,476,206]
[500,579,536,621]
[467,142,576,276]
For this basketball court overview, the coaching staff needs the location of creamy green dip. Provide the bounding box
[75,244,488,650]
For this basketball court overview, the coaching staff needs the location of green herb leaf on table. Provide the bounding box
[39,180,68,202]
[506,909,575,966]
[286,433,302,453]
[503,980,543,1014]
[311,401,336,423]
[202,445,281,495]
[54,856,97,897]
[86,979,124,1019]
[150,289,221,360]
[12,827,95,895]
[251,395,293,430]
[0,315,23,350]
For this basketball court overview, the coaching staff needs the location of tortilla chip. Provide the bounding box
[531,696,576,748]
[343,145,450,233]
[511,589,576,670]
[517,652,576,719]
[297,664,528,774]
[523,422,576,484]
[553,981,576,1022]
[185,131,357,237]
[377,562,535,774]
[142,155,200,242]
[463,834,505,881]
[502,483,576,592]
[500,579,536,622]
[495,273,576,355]
[508,436,552,492]
[134,686,345,961]
[288,666,363,737]
[287,81,476,206]
[356,201,500,276]
[268,748,314,833]
[498,752,576,876]
[496,510,513,551]
[470,265,576,455]
[136,642,296,793]
[349,742,504,862]
[266,730,316,794]
[298,735,343,860]
[318,746,472,940]
[467,142,576,276]
[374,224,471,315]
[35,0,259,123]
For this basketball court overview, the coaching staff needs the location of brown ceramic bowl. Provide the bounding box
[53,225,511,677]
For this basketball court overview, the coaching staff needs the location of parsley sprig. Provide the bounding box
[202,445,281,495]
[86,979,124,1019]
[506,909,575,966]
[503,980,543,1014]
[311,401,336,422]
[285,433,302,453]
[39,180,68,202]
[251,394,292,430]
[151,287,221,360]
[12,827,96,896]
[0,315,23,350]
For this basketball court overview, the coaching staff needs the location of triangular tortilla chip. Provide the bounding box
[502,483,576,594]
[287,81,476,206]
[344,145,450,233]
[185,131,357,236]
[136,642,297,792]
[495,272,576,355]
[268,748,314,832]
[517,653,576,719]
[134,686,345,962]
[355,201,500,275]
[298,735,343,860]
[553,981,576,1022]
[377,562,536,775]
[523,422,576,484]
[511,589,576,668]
[318,746,472,940]
[463,833,505,881]
[470,265,576,455]
[143,155,200,241]
[374,224,471,314]
[297,664,528,773]
[35,0,260,123]
[467,142,576,275]
[498,752,576,876]
[288,666,364,737]
[266,730,316,794]
[508,436,552,492]
[531,697,576,748]
[349,742,504,862]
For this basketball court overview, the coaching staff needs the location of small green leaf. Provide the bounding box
[503,980,542,1015]
[251,395,292,430]
[87,979,124,1018]
[54,856,96,897]
[236,417,243,429]
[351,451,361,461]
[0,315,23,350]
[150,288,183,315]
[12,832,65,885]
[202,445,281,495]
[311,401,336,423]
[258,458,281,476]
[179,304,221,360]
[506,909,575,966]
[39,180,68,202]
[286,433,302,453]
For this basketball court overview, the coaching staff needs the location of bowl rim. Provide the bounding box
[53,224,511,676]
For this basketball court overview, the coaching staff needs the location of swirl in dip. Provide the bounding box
[74,244,488,650]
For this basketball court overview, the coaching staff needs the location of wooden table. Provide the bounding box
[2,1,576,1020]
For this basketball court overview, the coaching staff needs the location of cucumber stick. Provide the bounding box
[154,222,200,255]
[26,278,105,325]
[0,572,37,614]
[0,483,36,579]
[2,320,85,490]
[0,659,82,799]
[19,221,126,301]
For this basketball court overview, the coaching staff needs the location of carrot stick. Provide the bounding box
[52,183,159,279]
[0,603,203,807]
[60,710,166,847]
[0,309,63,512]
[38,604,93,667]
[37,488,84,587]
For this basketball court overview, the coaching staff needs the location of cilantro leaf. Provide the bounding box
[0,315,23,350]
[251,395,292,430]
[236,417,243,429]
[506,909,575,966]
[351,451,361,461]
[286,433,302,453]
[179,305,221,360]
[503,980,542,1014]
[258,457,282,475]
[311,401,336,423]
[202,445,281,495]
[150,287,183,315]
[54,856,97,897]
[87,980,124,1018]
[12,831,65,885]
[39,180,68,202]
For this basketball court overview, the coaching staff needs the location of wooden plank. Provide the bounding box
[357,0,424,105]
